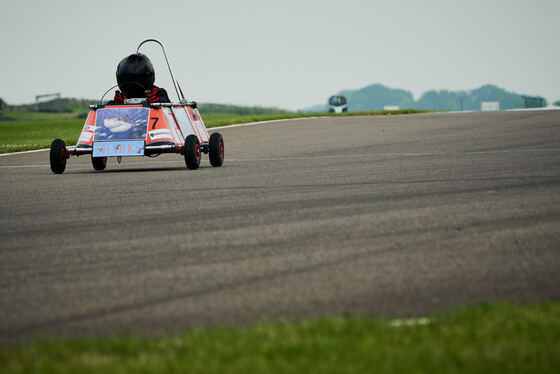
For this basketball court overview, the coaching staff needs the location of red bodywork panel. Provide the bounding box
[76,105,209,149]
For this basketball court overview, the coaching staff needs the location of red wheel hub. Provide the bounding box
[60,149,68,164]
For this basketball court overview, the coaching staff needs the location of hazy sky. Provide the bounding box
[1,0,558,110]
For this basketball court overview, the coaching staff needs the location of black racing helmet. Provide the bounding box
[116,53,155,98]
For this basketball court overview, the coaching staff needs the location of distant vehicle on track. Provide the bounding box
[49,39,224,174]
[328,95,348,113]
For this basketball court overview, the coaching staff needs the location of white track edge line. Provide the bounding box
[0,148,49,157]
[390,317,432,327]
[208,116,324,130]
[0,117,324,157]
[3,108,558,156]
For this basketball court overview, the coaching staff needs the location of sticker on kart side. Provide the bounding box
[93,140,145,157]
[187,107,209,142]
[77,111,97,146]
[78,131,93,143]
[171,106,196,140]
[162,108,184,144]
[148,128,172,140]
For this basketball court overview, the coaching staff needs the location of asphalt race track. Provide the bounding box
[1,110,559,344]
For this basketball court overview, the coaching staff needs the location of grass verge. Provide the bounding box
[202,109,427,128]
[0,109,428,153]
[1,302,559,373]
[0,119,84,154]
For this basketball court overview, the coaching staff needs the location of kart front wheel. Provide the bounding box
[184,135,201,170]
[50,139,67,174]
[91,156,107,171]
[209,133,224,167]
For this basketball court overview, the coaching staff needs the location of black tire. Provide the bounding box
[50,139,67,174]
[209,133,224,167]
[91,156,107,171]
[184,134,201,170]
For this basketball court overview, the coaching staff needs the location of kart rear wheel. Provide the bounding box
[209,133,224,167]
[184,135,201,170]
[91,156,107,171]
[50,139,67,174]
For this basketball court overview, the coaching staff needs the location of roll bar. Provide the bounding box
[136,39,187,104]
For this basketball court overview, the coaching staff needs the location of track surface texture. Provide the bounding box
[1,110,559,344]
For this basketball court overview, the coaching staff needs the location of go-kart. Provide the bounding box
[49,39,224,174]
[328,95,348,113]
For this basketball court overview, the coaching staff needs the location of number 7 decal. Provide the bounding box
[151,117,159,129]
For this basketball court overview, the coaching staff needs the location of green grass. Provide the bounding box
[0,109,429,153]
[1,302,559,373]
[203,109,428,128]
[0,119,84,153]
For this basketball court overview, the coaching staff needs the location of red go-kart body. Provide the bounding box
[50,102,224,174]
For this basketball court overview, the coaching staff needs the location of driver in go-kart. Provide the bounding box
[109,53,171,104]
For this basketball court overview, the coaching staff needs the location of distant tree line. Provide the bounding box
[0,97,289,116]
[307,84,549,112]
[2,98,93,113]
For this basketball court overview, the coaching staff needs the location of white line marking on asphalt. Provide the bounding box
[0,148,49,157]
[0,118,321,157]
[390,317,432,327]
[210,116,324,130]
[2,108,558,157]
